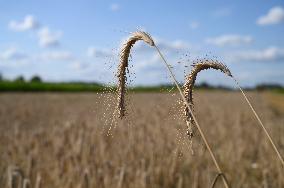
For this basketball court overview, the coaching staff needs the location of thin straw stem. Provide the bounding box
[211,173,230,188]
[154,45,230,188]
[233,78,284,167]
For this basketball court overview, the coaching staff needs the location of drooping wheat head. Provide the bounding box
[183,59,232,138]
[117,31,155,118]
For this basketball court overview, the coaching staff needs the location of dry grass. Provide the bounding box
[0,92,283,187]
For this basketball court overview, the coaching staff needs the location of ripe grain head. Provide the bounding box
[117,31,155,118]
[183,59,232,137]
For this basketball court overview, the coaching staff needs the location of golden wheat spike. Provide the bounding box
[117,31,155,118]
[183,59,232,138]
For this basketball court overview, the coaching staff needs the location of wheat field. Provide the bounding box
[0,91,283,188]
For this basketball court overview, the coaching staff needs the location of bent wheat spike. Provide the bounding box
[183,60,232,137]
[117,31,155,118]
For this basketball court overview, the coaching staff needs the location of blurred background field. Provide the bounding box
[0,91,283,187]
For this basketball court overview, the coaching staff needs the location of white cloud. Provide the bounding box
[110,3,120,11]
[133,38,191,54]
[87,46,114,58]
[9,15,39,32]
[9,15,63,48]
[0,48,74,68]
[70,61,89,71]
[157,39,190,52]
[257,6,284,25]
[0,47,30,69]
[227,47,284,62]
[38,51,73,61]
[206,34,253,47]
[0,47,27,60]
[212,7,232,17]
[133,53,161,71]
[189,21,199,29]
[37,27,62,47]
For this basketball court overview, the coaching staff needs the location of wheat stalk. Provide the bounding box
[233,78,284,167]
[35,173,41,188]
[23,179,31,188]
[117,31,155,118]
[8,166,24,188]
[116,31,230,188]
[210,173,229,188]
[183,59,232,138]
[83,169,89,188]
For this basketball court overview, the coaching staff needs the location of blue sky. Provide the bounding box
[0,0,284,87]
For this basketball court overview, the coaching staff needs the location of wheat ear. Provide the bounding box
[117,31,155,118]
[183,59,232,138]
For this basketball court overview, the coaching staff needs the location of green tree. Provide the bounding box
[15,75,25,82]
[30,75,42,83]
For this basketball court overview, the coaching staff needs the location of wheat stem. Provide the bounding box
[154,46,230,188]
[211,173,229,188]
[233,78,284,167]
